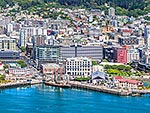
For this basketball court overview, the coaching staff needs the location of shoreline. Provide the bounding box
[0,81,42,89]
[45,81,132,96]
[1,80,150,97]
[44,81,150,96]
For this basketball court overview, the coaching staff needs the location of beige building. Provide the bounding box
[40,63,65,81]
[41,63,64,76]
[0,38,17,50]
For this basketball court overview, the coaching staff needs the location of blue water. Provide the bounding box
[144,82,150,86]
[0,84,150,113]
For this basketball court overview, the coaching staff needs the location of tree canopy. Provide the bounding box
[0,0,149,17]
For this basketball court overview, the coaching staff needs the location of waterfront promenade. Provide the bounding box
[45,81,132,96]
[0,80,42,89]
[1,80,150,96]
[68,81,132,96]
[45,81,150,96]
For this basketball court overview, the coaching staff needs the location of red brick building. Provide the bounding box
[114,47,127,64]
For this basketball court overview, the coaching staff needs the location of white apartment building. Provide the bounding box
[19,27,36,47]
[66,57,92,77]
[6,23,13,33]
[19,27,48,47]
[127,49,140,63]
[144,25,150,48]
[108,7,115,17]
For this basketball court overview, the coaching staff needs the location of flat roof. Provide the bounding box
[41,63,60,68]
[100,62,123,65]
[8,63,20,67]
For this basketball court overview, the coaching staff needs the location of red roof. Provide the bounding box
[126,79,139,84]
[114,76,141,84]
[121,29,132,33]
[114,76,123,80]
[117,79,127,83]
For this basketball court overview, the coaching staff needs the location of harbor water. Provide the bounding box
[0,84,150,113]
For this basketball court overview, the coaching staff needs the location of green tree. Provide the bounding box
[117,65,125,70]
[17,60,27,68]
[3,64,8,69]
[102,59,108,62]
[92,61,98,65]
[0,74,5,80]
[125,66,132,71]
[20,46,26,52]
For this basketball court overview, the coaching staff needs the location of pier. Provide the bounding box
[44,81,150,96]
[68,81,132,96]
[0,80,42,89]
[1,80,150,96]
[45,81,71,88]
[132,89,150,94]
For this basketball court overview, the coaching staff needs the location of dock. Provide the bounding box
[45,82,71,88]
[68,81,132,96]
[0,80,42,89]
[132,89,150,94]
[0,82,30,89]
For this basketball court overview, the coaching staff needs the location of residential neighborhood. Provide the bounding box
[0,0,150,113]
[0,4,150,96]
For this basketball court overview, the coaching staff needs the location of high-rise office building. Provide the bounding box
[34,45,60,68]
[60,44,103,61]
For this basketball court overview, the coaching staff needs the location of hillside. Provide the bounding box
[0,0,149,17]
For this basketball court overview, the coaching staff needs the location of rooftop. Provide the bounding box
[41,63,60,68]
[66,57,92,61]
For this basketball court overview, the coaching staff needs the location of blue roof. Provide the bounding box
[91,71,107,80]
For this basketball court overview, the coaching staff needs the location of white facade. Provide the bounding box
[144,25,150,47]
[66,57,92,77]
[19,27,36,47]
[127,49,140,63]
[108,7,115,17]
[19,29,27,47]
[0,62,3,70]
[92,65,104,72]
[147,34,150,48]
[9,68,31,76]
[138,37,145,46]
[19,27,48,47]
[7,23,13,33]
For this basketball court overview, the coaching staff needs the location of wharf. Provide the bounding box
[0,82,30,89]
[68,81,132,96]
[0,80,42,89]
[45,82,71,88]
[132,89,150,94]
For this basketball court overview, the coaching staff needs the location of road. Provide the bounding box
[20,52,39,76]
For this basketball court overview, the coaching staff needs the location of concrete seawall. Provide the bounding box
[0,81,42,89]
[69,81,132,96]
